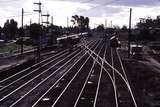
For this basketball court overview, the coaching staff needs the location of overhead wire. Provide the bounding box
[0,13,38,20]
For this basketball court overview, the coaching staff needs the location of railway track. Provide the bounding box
[0,37,138,107]
[11,40,99,107]
[111,48,137,107]
[0,39,96,107]
[82,40,138,107]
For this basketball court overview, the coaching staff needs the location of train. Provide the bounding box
[57,32,88,48]
[130,44,143,59]
[110,36,121,48]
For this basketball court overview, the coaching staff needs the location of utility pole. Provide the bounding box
[67,17,69,36]
[41,13,50,48]
[105,19,107,28]
[51,16,53,25]
[67,17,69,28]
[94,23,96,29]
[30,18,32,26]
[33,1,42,24]
[110,21,112,28]
[128,8,132,58]
[42,12,50,26]
[33,1,42,61]
[21,8,24,55]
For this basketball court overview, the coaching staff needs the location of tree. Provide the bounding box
[96,24,105,32]
[113,25,120,30]
[2,19,18,41]
[30,23,42,60]
[17,27,25,55]
[18,27,24,37]
[121,25,128,31]
[30,23,42,41]
[46,24,60,45]
[71,15,79,26]
[3,20,10,41]
[9,19,18,39]
[84,17,89,29]
[71,15,90,32]
[136,16,160,41]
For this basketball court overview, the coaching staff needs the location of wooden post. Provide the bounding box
[128,8,132,58]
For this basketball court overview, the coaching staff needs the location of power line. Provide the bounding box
[89,0,119,10]
[0,0,21,3]
[0,13,38,20]
[81,0,95,3]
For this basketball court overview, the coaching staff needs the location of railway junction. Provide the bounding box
[0,33,160,107]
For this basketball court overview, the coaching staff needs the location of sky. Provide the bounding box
[0,0,160,28]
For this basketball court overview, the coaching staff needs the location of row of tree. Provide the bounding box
[0,15,90,44]
[71,15,89,31]
[0,19,18,40]
[137,16,160,29]
[135,16,160,41]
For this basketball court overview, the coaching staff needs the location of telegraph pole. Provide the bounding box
[110,21,112,28]
[41,13,50,48]
[51,16,53,25]
[33,1,42,24]
[42,12,50,26]
[33,1,42,61]
[128,8,132,58]
[30,18,32,26]
[67,17,69,36]
[21,8,24,55]
[94,23,96,29]
[105,19,107,28]
[67,17,69,28]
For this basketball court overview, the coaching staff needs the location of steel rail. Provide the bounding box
[83,43,138,107]
[116,49,129,83]
[111,48,119,107]
[86,48,124,107]
[0,39,91,84]
[31,40,99,107]
[0,40,92,88]
[9,40,97,107]
[73,43,104,107]
[51,41,102,107]
[93,43,107,107]
[0,40,93,92]
[0,49,68,84]
[0,52,69,91]
[82,40,119,107]
[116,49,137,107]
[0,48,81,102]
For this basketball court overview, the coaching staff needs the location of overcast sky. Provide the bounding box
[0,0,160,28]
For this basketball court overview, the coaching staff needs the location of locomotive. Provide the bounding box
[57,33,82,48]
[110,36,121,48]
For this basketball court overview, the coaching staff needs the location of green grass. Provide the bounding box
[0,43,33,56]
